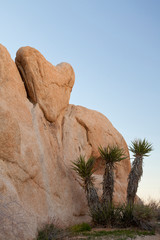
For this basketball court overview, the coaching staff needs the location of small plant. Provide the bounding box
[120,203,135,227]
[70,222,91,233]
[146,199,160,221]
[133,203,155,222]
[36,223,62,240]
[119,202,157,230]
[90,202,122,227]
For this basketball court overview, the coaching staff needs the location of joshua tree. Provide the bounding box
[98,145,127,204]
[127,139,153,205]
[72,155,100,212]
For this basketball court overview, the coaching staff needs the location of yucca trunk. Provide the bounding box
[86,182,100,211]
[127,156,143,205]
[102,163,114,204]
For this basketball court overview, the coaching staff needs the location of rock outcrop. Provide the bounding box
[0,45,131,240]
[15,47,75,122]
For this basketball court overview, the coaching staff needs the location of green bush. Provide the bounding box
[146,199,160,221]
[90,203,122,226]
[120,203,156,230]
[120,204,135,227]
[70,222,91,233]
[157,206,160,221]
[90,202,158,229]
[133,203,155,222]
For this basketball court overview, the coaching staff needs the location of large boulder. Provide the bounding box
[62,105,131,203]
[0,44,131,240]
[15,47,75,122]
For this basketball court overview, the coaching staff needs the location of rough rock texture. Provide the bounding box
[62,105,131,203]
[15,47,75,122]
[0,44,131,240]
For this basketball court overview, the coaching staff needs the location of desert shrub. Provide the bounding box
[70,222,91,233]
[36,223,63,240]
[133,203,155,222]
[120,204,135,227]
[120,203,157,230]
[157,206,160,221]
[90,203,122,226]
[145,199,160,221]
[91,202,157,229]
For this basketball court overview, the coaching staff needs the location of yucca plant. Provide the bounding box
[98,146,127,204]
[127,139,153,205]
[72,155,100,212]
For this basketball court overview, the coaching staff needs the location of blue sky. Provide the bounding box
[1,0,160,201]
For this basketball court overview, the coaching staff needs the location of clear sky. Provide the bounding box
[0,0,160,201]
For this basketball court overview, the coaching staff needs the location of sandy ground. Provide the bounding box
[132,235,160,240]
[64,234,160,240]
[63,226,160,239]
[65,235,160,239]
[63,232,160,240]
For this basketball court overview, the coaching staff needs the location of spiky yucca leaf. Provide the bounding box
[129,139,153,157]
[98,145,127,166]
[72,155,96,185]
[72,155,100,210]
[98,145,127,204]
[127,139,153,205]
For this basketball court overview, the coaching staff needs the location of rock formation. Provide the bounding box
[16,47,75,122]
[0,44,131,240]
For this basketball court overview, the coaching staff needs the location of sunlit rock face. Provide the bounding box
[0,44,131,240]
[15,46,75,122]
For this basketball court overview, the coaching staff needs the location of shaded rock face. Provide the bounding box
[0,44,131,240]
